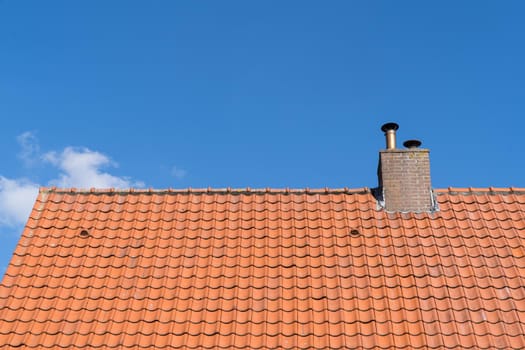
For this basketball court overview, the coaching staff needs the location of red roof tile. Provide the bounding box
[1,187,525,349]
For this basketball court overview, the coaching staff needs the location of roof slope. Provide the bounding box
[1,187,525,349]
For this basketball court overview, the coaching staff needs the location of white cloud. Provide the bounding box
[0,177,39,227]
[171,166,187,179]
[0,133,145,230]
[17,131,40,166]
[43,147,140,189]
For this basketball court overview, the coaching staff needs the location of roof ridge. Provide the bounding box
[39,187,372,195]
[435,187,525,195]
[39,186,525,195]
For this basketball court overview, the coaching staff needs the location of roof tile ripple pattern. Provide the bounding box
[1,187,525,349]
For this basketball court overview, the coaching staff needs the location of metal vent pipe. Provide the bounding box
[381,122,399,150]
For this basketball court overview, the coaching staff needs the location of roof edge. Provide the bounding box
[38,187,372,195]
[435,187,525,195]
[39,186,525,196]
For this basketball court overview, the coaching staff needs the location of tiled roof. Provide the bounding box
[1,187,525,349]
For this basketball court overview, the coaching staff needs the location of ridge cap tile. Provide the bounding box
[40,187,373,195]
[436,187,525,196]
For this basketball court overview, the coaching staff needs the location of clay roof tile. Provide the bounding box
[0,187,524,348]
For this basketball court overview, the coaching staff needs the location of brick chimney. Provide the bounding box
[377,123,435,212]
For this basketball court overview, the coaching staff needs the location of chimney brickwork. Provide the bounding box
[379,148,433,212]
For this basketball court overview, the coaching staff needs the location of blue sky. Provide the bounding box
[1,1,524,272]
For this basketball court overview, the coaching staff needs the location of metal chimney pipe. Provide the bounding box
[381,122,399,150]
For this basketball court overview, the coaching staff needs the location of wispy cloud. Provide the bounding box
[17,131,40,166]
[0,177,39,227]
[171,166,187,179]
[43,147,143,189]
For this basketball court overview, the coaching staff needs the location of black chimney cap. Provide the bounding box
[381,122,399,132]
[403,139,422,148]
